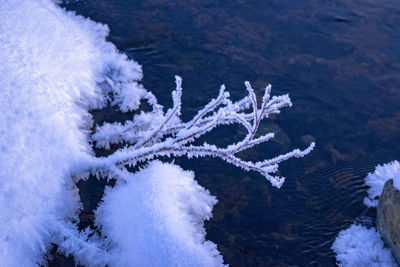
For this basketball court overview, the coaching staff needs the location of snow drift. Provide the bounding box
[95,161,223,266]
[0,0,222,266]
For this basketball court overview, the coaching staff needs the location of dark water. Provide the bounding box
[61,0,400,266]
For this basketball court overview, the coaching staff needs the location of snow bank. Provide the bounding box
[364,161,400,207]
[0,0,136,265]
[332,224,396,267]
[0,0,225,266]
[95,161,224,266]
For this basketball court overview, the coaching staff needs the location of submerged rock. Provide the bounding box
[377,179,400,263]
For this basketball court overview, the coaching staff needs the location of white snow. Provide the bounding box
[0,0,227,266]
[332,224,396,267]
[364,161,400,207]
[95,161,224,267]
[0,0,143,265]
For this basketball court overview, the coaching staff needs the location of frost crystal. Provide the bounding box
[364,161,400,207]
[91,76,314,188]
[332,224,396,267]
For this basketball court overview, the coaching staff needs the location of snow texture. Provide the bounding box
[364,161,400,207]
[95,161,224,267]
[332,224,396,267]
[0,0,143,265]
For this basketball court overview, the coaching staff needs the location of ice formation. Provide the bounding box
[0,0,313,266]
[332,224,396,267]
[364,161,400,207]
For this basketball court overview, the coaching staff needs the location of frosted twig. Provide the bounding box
[187,85,229,129]
[133,76,183,149]
[89,76,314,188]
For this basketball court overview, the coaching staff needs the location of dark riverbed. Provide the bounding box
[61,0,400,265]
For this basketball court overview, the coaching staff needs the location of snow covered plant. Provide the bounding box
[78,77,315,266]
[89,76,315,188]
[72,77,315,266]
[1,0,314,266]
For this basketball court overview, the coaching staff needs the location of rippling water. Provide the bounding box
[61,0,400,265]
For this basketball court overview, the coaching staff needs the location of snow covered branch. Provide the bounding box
[91,76,314,188]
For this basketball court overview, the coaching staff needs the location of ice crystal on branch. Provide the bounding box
[91,76,314,188]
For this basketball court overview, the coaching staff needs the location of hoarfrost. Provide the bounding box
[332,224,396,267]
[364,161,400,207]
[90,76,314,189]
